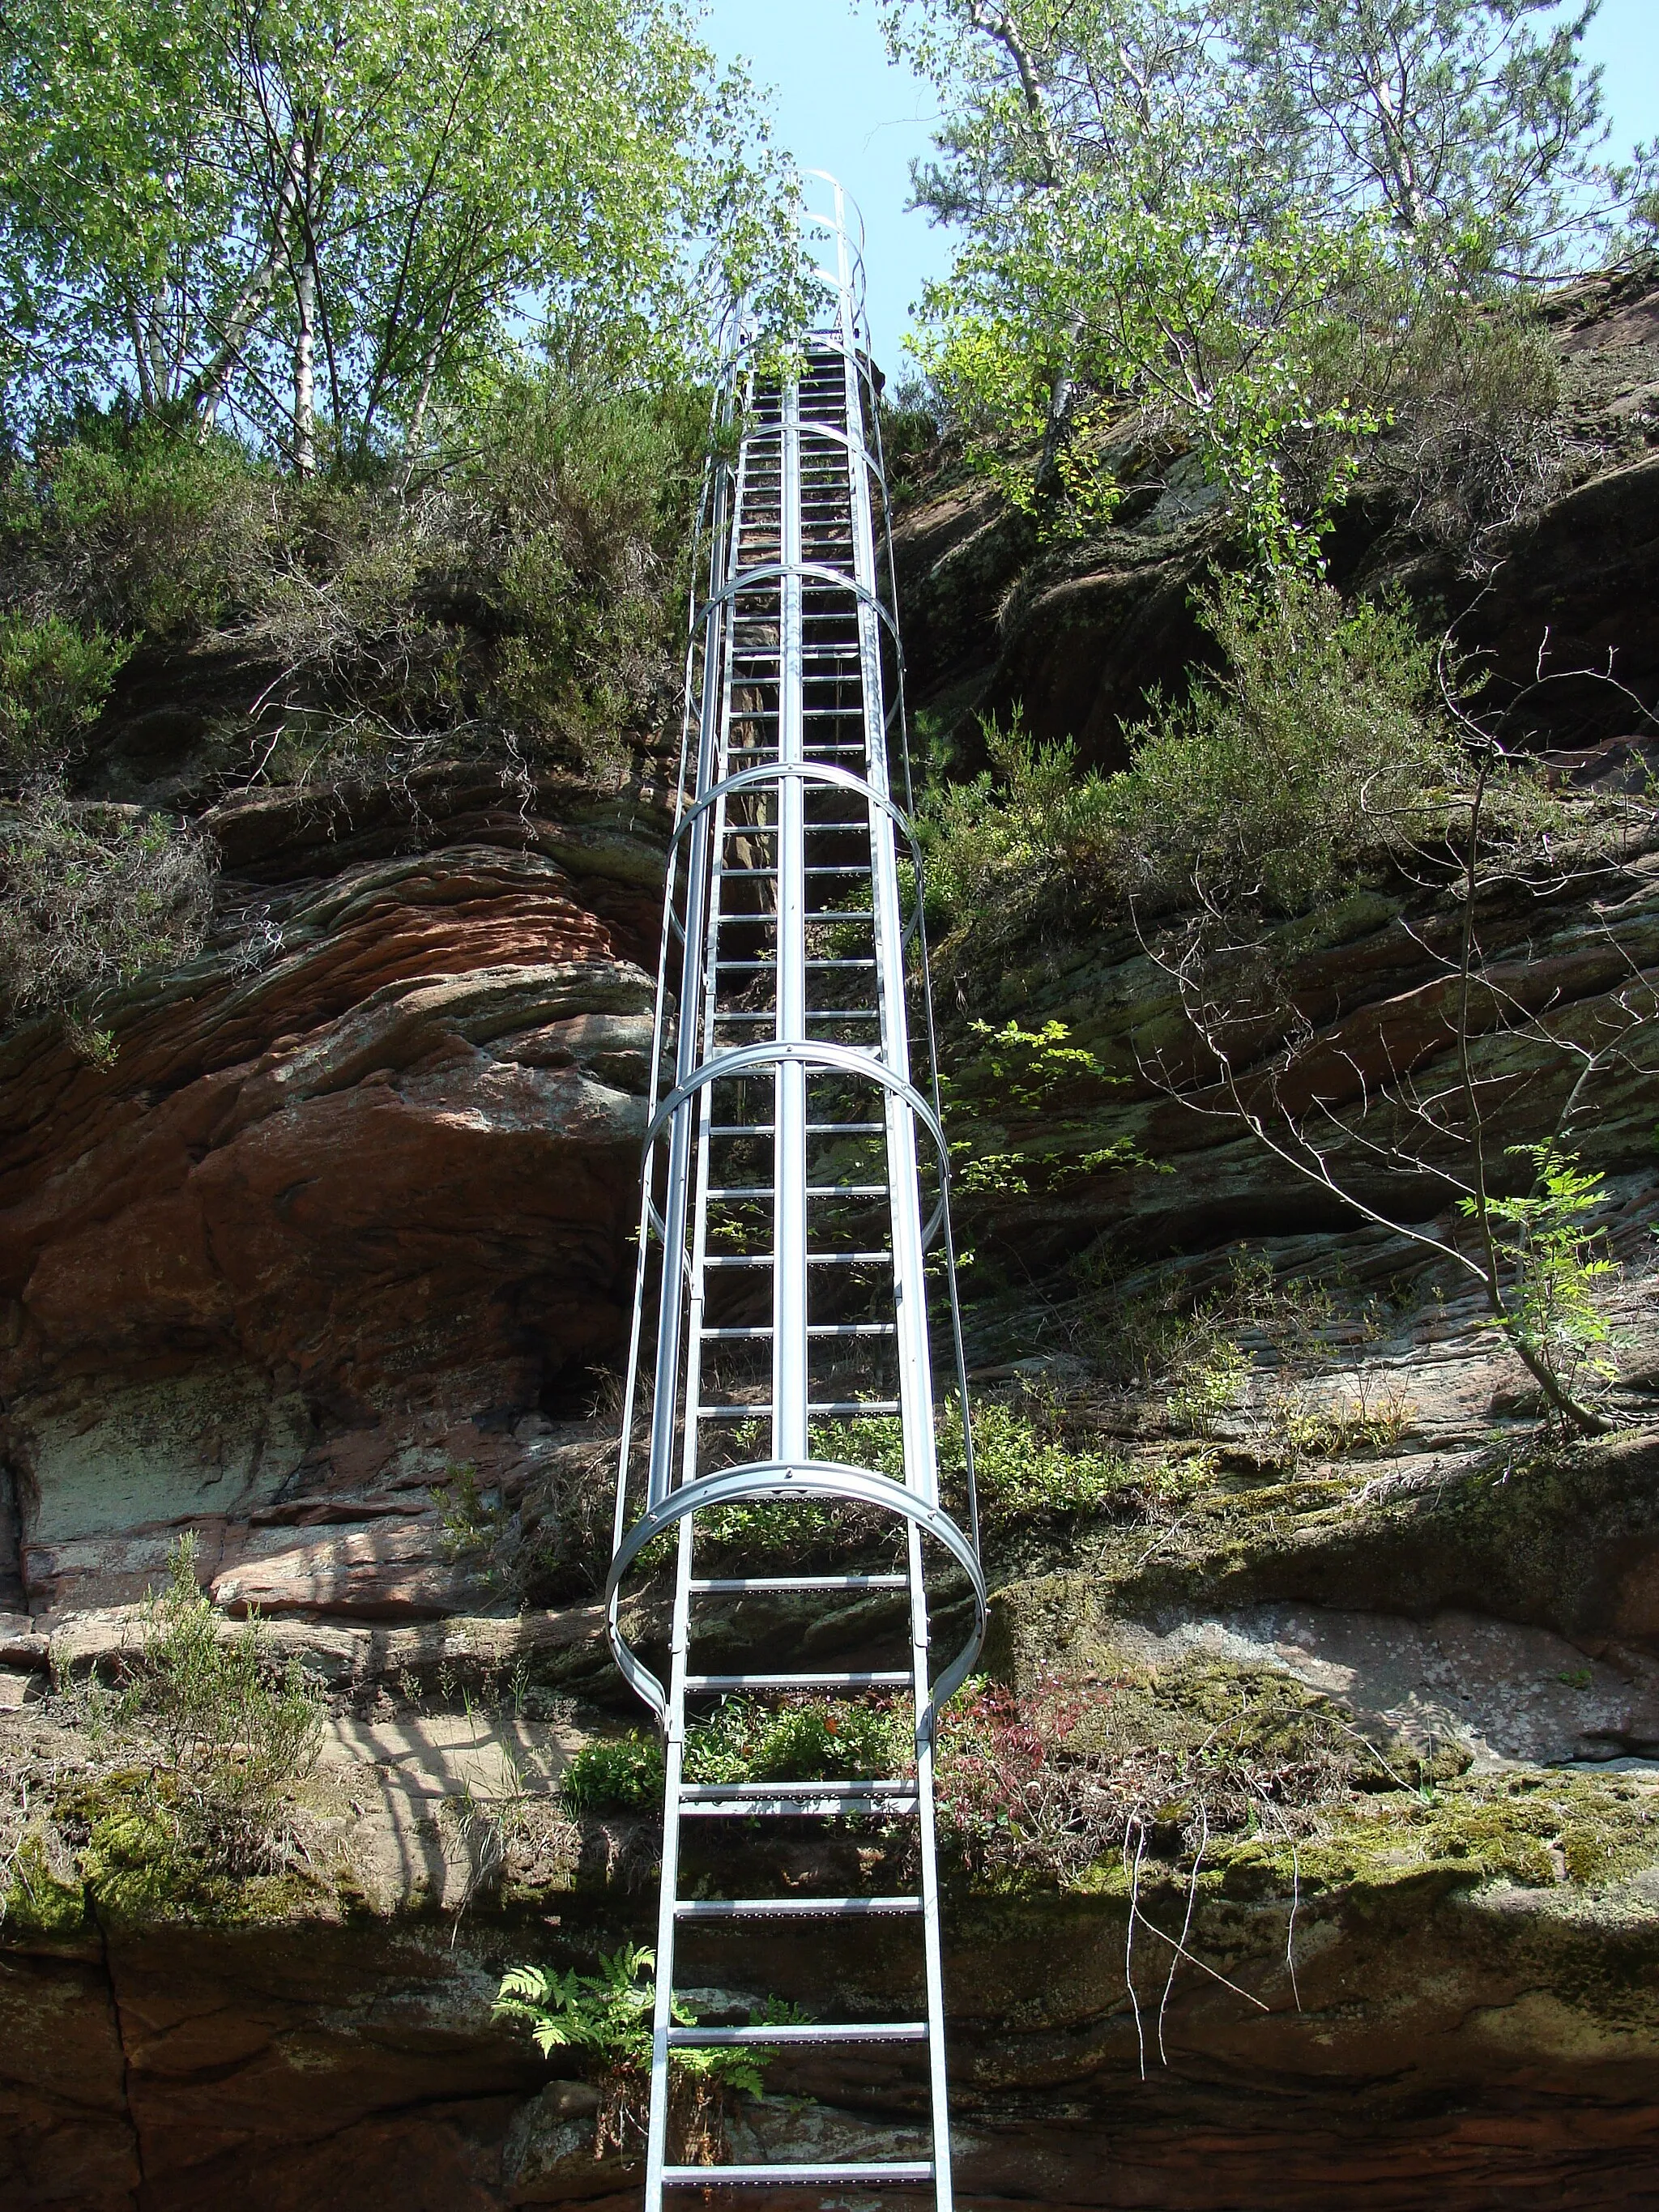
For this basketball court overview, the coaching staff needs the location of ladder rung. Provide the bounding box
[695,1404,771,1420]
[697,1323,892,1340]
[707,1183,888,1200]
[679,1792,921,1820]
[665,2023,927,2045]
[673,1896,921,1919]
[808,1399,901,1414]
[662,2164,933,2187]
[683,1673,913,1691]
[688,1574,908,1591]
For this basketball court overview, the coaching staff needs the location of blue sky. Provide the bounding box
[701,0,1659,375]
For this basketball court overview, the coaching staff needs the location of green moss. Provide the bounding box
[1203,1772,1659,1901]
[0,1835,88,1937]
[41,1766,340,1929]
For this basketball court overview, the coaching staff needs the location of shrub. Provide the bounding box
[448,366,706,761]
[934,1663,1379,1891]
[1112,573,1455,910]
[1386,308,1569,575]
[0,367,706,795]
[812,1396,1132,1529]
[561,1733,666,1813]
[0,783,216,1031]
[923,574,1461,955]
[0,422,272,637]
[112,1533,322,1875]
[0,612,129,776]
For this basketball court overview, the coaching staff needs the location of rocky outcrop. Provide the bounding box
[0,769,667,1624]
[894,271,1659,769]
[6,1737,1659,2210]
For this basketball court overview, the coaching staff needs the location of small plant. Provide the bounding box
[494,1945,800,2161]
[561,1733,667,1813]
[113,1532,322,1874]
[1465,1145,1623,1422]
[1165,1342,1249,1441]
[811,1395,1132,1528]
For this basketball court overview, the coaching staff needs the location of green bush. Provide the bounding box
[113,1533,322,1875]
[1384,306,1567,574]
[812,1396,1132,1528]
[561,1732,667,1813]
[1114,573,1456,910]
[684,1695,905,1786]
[923,573,1461,953]
[0,612,129,775]
[0,783,215,1031]
[450,366,706,761]
[0,423,271,636]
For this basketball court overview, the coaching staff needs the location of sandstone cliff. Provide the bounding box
[3,281,1659,2210]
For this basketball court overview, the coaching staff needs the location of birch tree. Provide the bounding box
[0,0,800,466]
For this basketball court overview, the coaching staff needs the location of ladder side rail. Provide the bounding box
[860,339,984,1561]
[646,1515,695,2208]
[680,424,773,1499]
[773,377,809,1470]
[615,419,736,1555]
[836,333,941,1511]
[909,1519,954,2212]
[645,622,719,1506]
[643,365,757,1515]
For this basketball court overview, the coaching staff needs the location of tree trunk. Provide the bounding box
[293,249,318,475]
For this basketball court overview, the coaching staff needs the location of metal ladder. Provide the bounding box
[608,177,984,2207]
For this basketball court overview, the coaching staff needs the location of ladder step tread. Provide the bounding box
[678,1796,921,1819]
[661,2164,934,2186]
[673,1897,921,1917]
[706,1185,886,1199]
[697,1323,896,1339]
[699,1252,896,1268]
[684,1672,912,1690]
[689,1574,907,1591]
[665,2023,927,2046]
[680,1779,914,1797]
